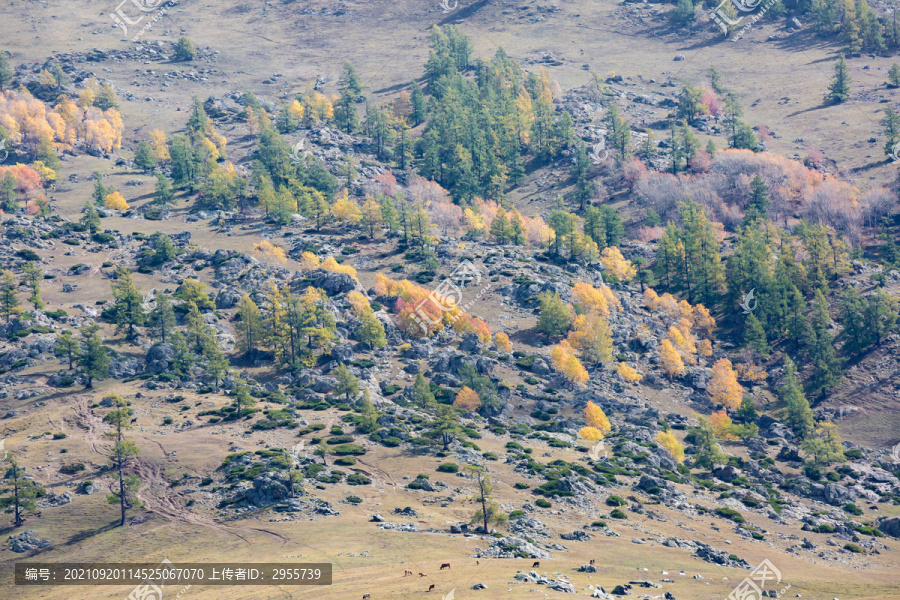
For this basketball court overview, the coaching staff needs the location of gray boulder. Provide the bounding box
[8,530,51,553]
[314,271,358,296]
[215,288,243,309]
[242,473,290,507]
[531,356,551,376]
[146,343,175,373]
[824,484,855,506]
[877,516,900,537]
[548,580,576,593]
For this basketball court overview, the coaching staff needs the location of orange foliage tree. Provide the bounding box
[710,409,738,440]
[454,386,482,411]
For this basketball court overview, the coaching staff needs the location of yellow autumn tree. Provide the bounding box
[332,190,361,223]
[659,339,684,379]
[643,288,660,311]
[321,256,358,280]
[567,312,613,364]
[104,191,128,210]
[599,246,636,281]
[494,332,512,353]
[617,362,642,383]
[299,251,320,271]
[573,282,609,317]
[150,129,170,161]
[551,341,589,387]
[698,339,713,357]
[655,431,685,463]
[710,409,738,440]
[454,386,482,411]
[289,99,305,121]
[253,240,287,263]
[667,325,696,365]
[693,304,716,338]
[579,426,604,441]
[708,358,743,410]
[584,400,611,435]
[347,291,372,317]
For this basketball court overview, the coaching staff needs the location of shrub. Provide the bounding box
[843,543,866,553]
[346,473,371,485]
[346,496,363,504]
[52,432,67,440]
[715,507,746,523]
[331,443,366,456]
[843,503,863,516]
[606,495,627,507]
[60,463,85,474]
[437,462,459,473]
[509,510,525,519]
[514,482,530,490]
[535,498,552,508]
[610,508,627,519]
[334,457,357,466]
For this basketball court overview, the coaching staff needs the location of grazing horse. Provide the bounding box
[404,570,412,576]
[418,572,426,577]
[532,561,540,568]
[362,595,370,600]
[476,560,480,566]
[130,418,137,424]
[590,559,595,565]
[427,584,435,592]
[440,563,450,570]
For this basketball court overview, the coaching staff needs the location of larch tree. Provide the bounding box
[659,339,685,379]
[825,56,851,104]
[20,262,43,309]
[454,386,482,411]
[584,400,612,435]
[333,363,360,402]
[655,431,685,463]
[103,395,141,527]
[111,268,146,338]
[0,270,20,322]
[148,294,176,344]
[235,294,264,356]
[463,465,507,534]
[54,331,80,369]
[78,323,109,388]
[781,358,814,439]
[0,456,41,527]
[708,358,744,410]
[536,291,573,336]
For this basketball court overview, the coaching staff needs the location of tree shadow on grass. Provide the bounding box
[63,520,120,546]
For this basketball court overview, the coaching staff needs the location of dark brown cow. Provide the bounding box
[427,584,435,592]
[532,561,540,568]
[440,563,450,570]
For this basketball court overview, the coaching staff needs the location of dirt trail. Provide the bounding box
[132,458,297,546]
[70,395,106,457]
